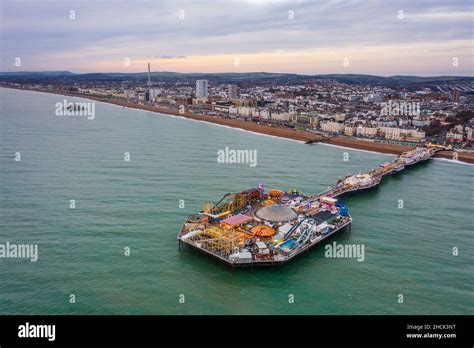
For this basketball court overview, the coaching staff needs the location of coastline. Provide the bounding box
[3,86,474,164]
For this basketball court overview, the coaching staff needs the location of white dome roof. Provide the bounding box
[255,204,297,223]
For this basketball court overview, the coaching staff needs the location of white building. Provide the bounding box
[380,127,425,142]
[446,130,464,142]
[364,95,374,103]
[466,127,473,142]
[229,106,238,115]
[148,88,161,101]
[356,126,378,137]
[380,127,400,140]
[401,129,425,142]
[260,110,270,119]
[196,80,209,98]
[399,119,411,127]
[348,95,362,102]
[344,125,356,136]
[412,118,430,127]
[321,122,345,134]
[271,112,291,121]
[364,94,383,103]
[238,106,254,117]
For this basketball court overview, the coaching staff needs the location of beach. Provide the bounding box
[6,87,474,164]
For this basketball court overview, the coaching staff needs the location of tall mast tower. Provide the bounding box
[147,62,151,86]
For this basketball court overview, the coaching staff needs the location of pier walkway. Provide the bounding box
[306,145,443,203]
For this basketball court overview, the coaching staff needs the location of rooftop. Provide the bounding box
[255,204,298,223]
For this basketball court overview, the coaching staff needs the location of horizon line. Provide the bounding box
[1,70,473,79]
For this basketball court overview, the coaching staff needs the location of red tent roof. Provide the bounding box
[220,214,253,227]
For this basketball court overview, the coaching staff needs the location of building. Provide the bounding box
[446,130,463,142]
[466,127,473,143]
[237,106,254,117]
[124,90,136,99]
[192,98,209,106]
[381,127,400,140]
[228,106,238,115]
[147,88,161,101]
[344,125,356,136]
[321,121,345,134]
[380,127,425,142]
[412,118,430,127]
[356,126,378,138]
[270,112,291,121]
[228,84,238,99]
[259,110,270,119]
[399,119,411,127]
[363,95,374,103]
[175,97,193,106]
[401,129,425,143]
[196,80,209,98]
[213,105,230,113]
[364,94,383,103]
[348,95,362,102]
[335,113,346,122]
[452,89,460,103]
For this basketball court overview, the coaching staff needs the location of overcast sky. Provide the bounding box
[1,0,472,76]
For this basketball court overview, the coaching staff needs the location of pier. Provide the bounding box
[178,144,446,266]
[310,144,444,200]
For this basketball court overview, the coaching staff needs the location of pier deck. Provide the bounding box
[178,145,445,266]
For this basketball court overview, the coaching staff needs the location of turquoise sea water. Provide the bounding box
[0,87,472,315]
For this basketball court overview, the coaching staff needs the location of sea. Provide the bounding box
[0,87,472,314]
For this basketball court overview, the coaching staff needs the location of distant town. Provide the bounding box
[1,66,473,148]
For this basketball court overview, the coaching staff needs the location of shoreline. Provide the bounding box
[3,86,474,164]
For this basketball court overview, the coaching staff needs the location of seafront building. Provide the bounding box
[320,121,345,134]
[196,80,209,98]
[446,125,465,143]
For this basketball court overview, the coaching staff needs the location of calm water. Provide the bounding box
[0,88,472,315]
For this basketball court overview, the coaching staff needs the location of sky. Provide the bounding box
[0,0,473,76]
